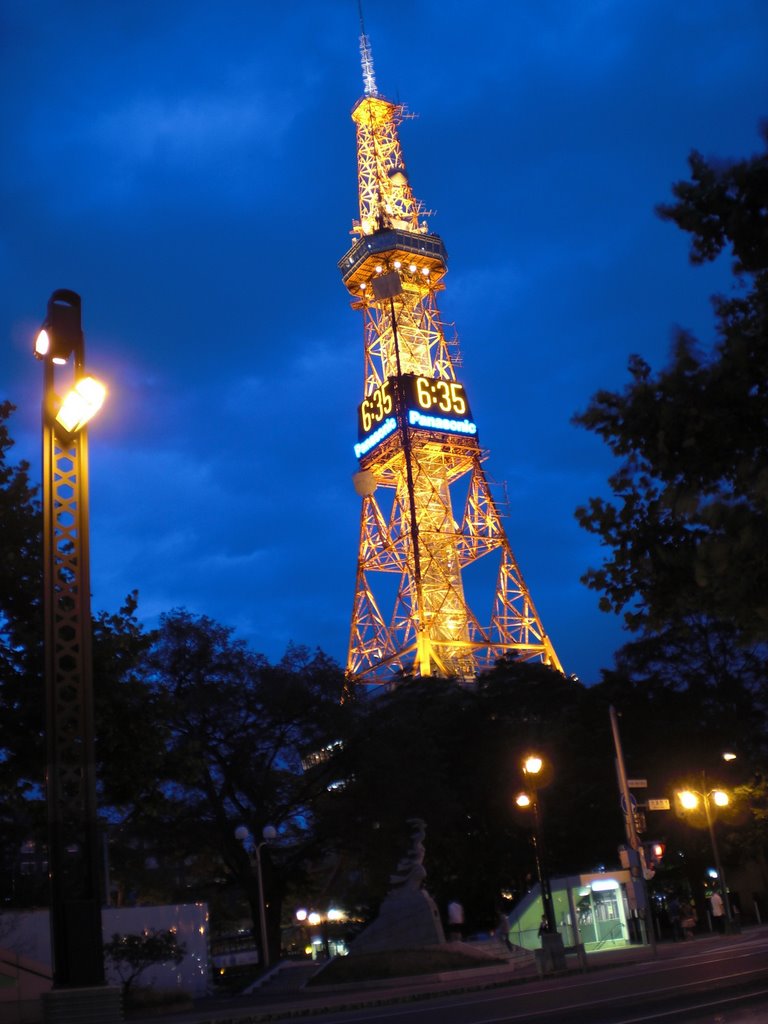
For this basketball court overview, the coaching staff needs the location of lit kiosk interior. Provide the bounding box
[507,871,634,953]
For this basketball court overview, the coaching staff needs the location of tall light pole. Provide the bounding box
[235,825,277,969]
[34,291,114,1017]
[516,754,566,971]
[516,756,556,934]
[677,781,734,927]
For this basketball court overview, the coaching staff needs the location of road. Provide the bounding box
[299,931,768,1024]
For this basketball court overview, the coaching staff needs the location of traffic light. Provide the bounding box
[638,841,665,879]
[641,841,665,878]
[649,841,665,860]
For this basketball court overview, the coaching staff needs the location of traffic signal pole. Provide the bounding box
[609,706,657,954]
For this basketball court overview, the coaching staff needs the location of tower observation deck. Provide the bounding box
[341,26,562,684]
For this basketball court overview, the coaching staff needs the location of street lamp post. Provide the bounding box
[677,781,734,929]
[517,756,556,935]
[235,825,277,969]
[516,754,566,973]
[34,291,116,1021]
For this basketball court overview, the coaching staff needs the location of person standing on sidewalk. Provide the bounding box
[680,899,697,939]
[711,889,725,933]
[447,899,464,941]
[667,895,683,942]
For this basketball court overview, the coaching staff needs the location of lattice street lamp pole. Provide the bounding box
[34,291,114,1018]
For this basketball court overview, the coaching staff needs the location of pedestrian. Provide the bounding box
[680,900,697,939]
[667,895,683,942]
[537,914,551,939]
[710,889,725,933]
[447,899,464,941]
[496,905,513,951]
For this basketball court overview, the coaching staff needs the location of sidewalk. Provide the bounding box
[131,931,755,1024]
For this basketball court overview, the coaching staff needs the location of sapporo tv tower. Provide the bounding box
[340,18,562,684]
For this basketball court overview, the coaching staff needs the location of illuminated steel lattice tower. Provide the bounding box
[341,29,562,683]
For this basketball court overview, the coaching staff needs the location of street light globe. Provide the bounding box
[523,756,543,775]
[263,825,277,841]
[515,792,531,808]
[55,377,107,434]
[34,329,51,358]
[678,790,699,811]
[234,826,250,843]
[712,790,729,807]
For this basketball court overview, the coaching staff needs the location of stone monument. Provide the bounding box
[351,818,445,953]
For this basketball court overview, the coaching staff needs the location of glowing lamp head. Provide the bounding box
[712,789,729,807]
[55,377,107,434]
[515,792,531,808]
[34,327,69,364]
[523,755,543,776]
[34,289,83,363]
[35,329,51,358]
[678,790,698,811]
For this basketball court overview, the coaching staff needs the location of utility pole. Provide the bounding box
[609,705,656,953]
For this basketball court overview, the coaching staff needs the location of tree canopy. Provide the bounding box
[0,402,45,896]
[574,127,768,645]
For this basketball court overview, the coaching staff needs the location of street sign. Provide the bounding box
[627,779,648,788]
[647,798,671,811]
[620,793,638,814]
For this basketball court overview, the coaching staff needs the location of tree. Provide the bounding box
[475,661,621,884]
[0,401,45,897]
[574,127,768,645]
[314,676,478,924]
[103,929,186,997]
[140,611,355,963]
[318,664,624,935]
[591,622,768,919]
[596,619,768,767]
[0,401,44,768]
[572,129,768,912]
[92,594,174,818]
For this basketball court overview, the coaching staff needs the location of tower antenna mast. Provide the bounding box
[357,0,378,97]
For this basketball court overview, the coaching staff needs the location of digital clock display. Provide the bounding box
[355,373,478,459]
[401,374,472,421]
[358,378,394,438]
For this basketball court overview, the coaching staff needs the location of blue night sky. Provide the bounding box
[2,1,766,683]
